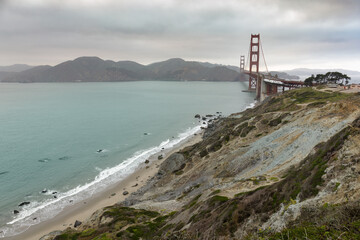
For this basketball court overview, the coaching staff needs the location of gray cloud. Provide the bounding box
[0,0,359,71]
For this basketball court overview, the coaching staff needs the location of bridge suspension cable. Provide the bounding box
[259,38,269,74]
[245,43,250,72]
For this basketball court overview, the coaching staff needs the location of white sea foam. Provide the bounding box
[245,101,257,109]
[0,125,201,238]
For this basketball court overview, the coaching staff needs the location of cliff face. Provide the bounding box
[51,88,360,240]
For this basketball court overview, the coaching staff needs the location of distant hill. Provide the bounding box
[0,72,15,81]
[0,64,35,72]
[148,58,244,81]
[0,64,36,82]
[268,71,300,80]
[198,61,240,72]
[198,62,300,80]
[2,57,243,83]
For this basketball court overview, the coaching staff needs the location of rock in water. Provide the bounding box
[145,159,150,164]
[74,220,82,228]
[18,201,30,207]
[194,114,200,118]
[158,155,164,160]
[14,210,19,214]
[158,153,186,176]
[96,149,103,153]
[41,189,47,194]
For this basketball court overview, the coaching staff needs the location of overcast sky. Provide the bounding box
[0,0,359,71]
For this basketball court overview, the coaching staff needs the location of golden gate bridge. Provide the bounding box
[240,34,304,101]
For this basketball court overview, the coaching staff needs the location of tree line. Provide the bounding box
[304,72,351,86]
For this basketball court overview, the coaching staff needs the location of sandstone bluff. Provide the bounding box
[44,87,360,239]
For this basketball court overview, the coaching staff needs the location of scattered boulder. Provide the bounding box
[53,196,57,199]
[158,155,164,160]
[145,160,150,164]
[74,220,82,228]
[14,210,19,214]
[123,191,129,196]
[194,114,201,118]
[132,183,138,187]
[158,153,186,175]
[18,202,30,207]
[206,114,214,117]
[41,189,47,194]
[202,117,207,121]
[52,192,57,194]
[183,186,192,194]
[96,149,103,153]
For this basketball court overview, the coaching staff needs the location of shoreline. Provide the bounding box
[3,132,203,240]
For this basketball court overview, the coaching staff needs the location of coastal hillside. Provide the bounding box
[46,87,360,239]
[1,57,245,83]
[0,64,34,72]
[0,64,35,81]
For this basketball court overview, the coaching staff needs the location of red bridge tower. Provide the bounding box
[248,34,260,90]
[240,55,245,72]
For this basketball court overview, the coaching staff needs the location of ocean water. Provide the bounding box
[0,81,255,237]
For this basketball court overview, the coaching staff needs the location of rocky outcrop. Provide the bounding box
[74,220,82,228]
[158,153,186,175]
[18,202,30,207]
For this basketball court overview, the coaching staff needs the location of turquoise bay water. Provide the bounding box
[0,81,254,237]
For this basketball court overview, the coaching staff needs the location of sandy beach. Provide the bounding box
[4,133,202,240]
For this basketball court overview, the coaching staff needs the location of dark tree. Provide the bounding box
[306,72,351,85]
[304,75,314,86]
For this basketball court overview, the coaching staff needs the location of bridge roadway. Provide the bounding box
[241,70,304,101]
